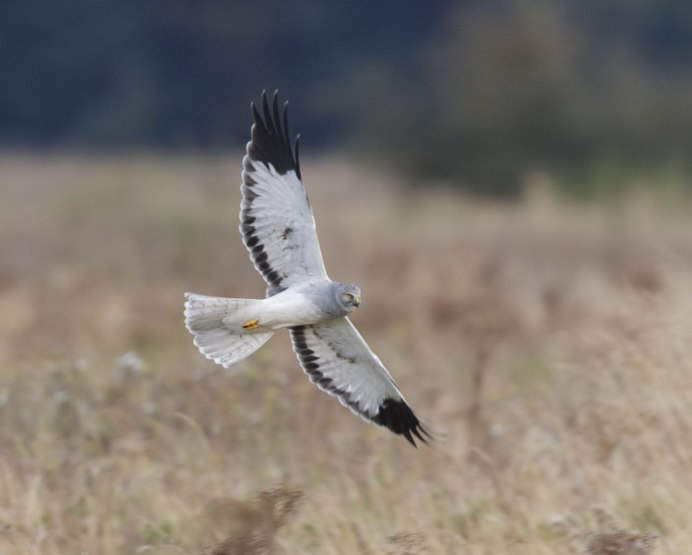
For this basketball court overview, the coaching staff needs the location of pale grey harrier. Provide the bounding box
[185,91,429,446]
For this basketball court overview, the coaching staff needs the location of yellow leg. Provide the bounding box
[242,319,259,330]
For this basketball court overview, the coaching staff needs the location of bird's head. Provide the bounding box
[334,283,361,314]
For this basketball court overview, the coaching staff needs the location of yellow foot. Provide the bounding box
[242,319,259,330]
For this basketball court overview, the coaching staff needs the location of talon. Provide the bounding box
[242,319,259,330]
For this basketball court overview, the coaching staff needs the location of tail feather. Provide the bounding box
[184,293,274,368]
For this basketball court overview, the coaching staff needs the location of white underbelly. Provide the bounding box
[258,289,325,329]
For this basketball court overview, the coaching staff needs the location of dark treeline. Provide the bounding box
[2,0,691,195]
[0,0,442,146]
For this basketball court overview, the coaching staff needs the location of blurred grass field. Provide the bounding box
[2,154,692,554]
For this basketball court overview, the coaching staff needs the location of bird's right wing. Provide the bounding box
[240,91,329,296]
[290,318,430,446]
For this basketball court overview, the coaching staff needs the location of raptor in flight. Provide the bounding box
[185,91,430,446]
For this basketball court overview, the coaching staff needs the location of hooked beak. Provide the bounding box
[354,295,361,307]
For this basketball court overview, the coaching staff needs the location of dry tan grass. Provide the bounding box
[1,153,691,553]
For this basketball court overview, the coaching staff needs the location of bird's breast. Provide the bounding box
[259,289,326,329]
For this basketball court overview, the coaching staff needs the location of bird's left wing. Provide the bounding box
[290,318,430,446]
[240,91,329,296]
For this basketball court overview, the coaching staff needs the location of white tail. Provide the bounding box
[184,293,274,368]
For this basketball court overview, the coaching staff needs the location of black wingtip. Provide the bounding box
[294,134,301,174]
[372,398,432,447]
[247,90,301,179]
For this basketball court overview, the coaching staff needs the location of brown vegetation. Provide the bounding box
[1,154,690,553]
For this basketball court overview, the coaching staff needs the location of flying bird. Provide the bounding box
[184,91,430,446]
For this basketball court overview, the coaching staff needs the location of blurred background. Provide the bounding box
[2,0,691,196]
[3,1,692,554]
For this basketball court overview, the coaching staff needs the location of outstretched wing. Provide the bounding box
[240,91,328,296]
[290,318,430,446]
